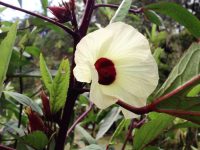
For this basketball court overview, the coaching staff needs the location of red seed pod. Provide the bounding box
[25,106,46,133]
[40,90,51,118]
[48,6,72,23]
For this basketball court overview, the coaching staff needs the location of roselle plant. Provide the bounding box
[0,0,200,150]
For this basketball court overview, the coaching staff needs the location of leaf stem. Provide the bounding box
[122,117,146,150]
[0,1,76,37]
[156,109,200,116]
[121,119,135,150]
[94,4,143,14]
[67,102,94,136]
[117,75,200,115]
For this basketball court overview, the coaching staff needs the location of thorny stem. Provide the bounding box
[0,1,76,37]
[94,4,144,14]
[67,102,94,136]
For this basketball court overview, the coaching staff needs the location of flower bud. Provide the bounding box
[48,6,72,23]
[40,90,51,118]
[24,106,46,133]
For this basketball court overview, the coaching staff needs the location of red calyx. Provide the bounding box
[25,107,46,133]
[40,90,51,118]
[94,57,116,85]
[48,6,72,23]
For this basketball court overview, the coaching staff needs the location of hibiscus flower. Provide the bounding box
[73,22,159,118]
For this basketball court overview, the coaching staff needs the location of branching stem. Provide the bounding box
[117,75,200,115]
[0,1,76,37]
[67,102,94,136]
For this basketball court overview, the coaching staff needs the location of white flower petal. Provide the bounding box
[89,65,117,109]
[115,54,159,98]
[74,28,113,83]
[121,108,139,119]
[90,82,117,109]
[101,22,151,59]
[100,81,146,108]
[73,64,91,83]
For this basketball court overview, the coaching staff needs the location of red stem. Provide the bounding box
[79,0,95,37]
[0,1,76,37]
[55,1,96,149]
[151,75,200,107]
[67,102,94,136]
[156,109,200,116]
[94,4,143,14]
[0,145,15,150]
[121,119,135,150]
[117,75,200,115]
[122,117,146,150]
[54,38,81,150]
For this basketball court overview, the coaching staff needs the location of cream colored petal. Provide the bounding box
[114,54,159,98]
[100,81,146,108]
[90,82,117,109]
[101,22,151,59]
[100,53,158,109]
[89,66,117,109]
[75,28,113,65]
[74,28,113,83]
[121,108,139,119]
[73,64,91,83]
[101,53,159,107]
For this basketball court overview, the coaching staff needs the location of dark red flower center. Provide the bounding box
[94,57,116,85]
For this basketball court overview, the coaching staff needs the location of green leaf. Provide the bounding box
[145,2,200,38]
[187,84,200,97]
[40,0,48,15]
[110,0,132,23]
[154,43,200,97]
[144,10,163,26]
[75,125,96,145]
[171,121,200,130]
[96,107,121,140]
[0,7,6,13]
[18,0,22,7]
[50,59,70,113]
[133,113,174,150]
[0,22,17,98]
[153,43,200,124]
[19,131,48,150]
[40,53,53,92]
[109,119,130,144]
[4,91,43,115]
[153,47,164,64]
[25,46,40,57]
